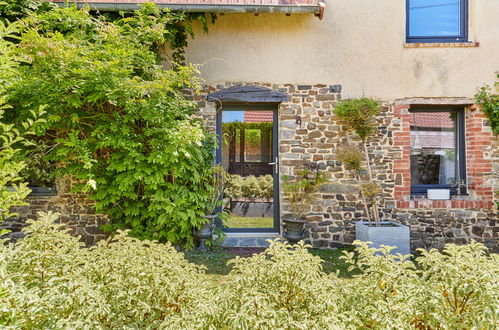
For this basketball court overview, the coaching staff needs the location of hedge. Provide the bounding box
[1,212,497,329]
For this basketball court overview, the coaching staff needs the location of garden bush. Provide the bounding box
[211,241,342,328]
[1,214,497,329]
[1,6,217,247]
[225,174,273,201]
[0,20,46,223]
[476,73,499,135]
[0,212,212,328]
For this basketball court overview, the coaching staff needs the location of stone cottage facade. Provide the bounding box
[187,82,498,251]
[11,0,499,251]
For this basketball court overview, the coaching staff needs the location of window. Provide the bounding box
[409,108,466,195]
[406,0,468,43]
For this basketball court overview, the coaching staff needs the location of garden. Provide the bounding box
[0,2,498,328]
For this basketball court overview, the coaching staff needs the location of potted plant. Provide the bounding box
[282,163,327,243]
[195,165,228,251]
[334,98,410,255]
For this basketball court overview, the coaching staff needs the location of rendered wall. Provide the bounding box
[184,0,499,100]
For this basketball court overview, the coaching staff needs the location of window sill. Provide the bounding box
[404,42,479,48]
[28,187,58,197]
[397,199,493,209]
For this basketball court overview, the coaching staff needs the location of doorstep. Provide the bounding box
[221,232,279,247]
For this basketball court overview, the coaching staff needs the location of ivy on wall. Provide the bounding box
[476,74,499,135]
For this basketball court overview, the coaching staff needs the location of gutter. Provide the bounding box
[50,1,325,19]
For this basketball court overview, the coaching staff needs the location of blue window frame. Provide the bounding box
[406,0,468,43]
[409,107,466,196]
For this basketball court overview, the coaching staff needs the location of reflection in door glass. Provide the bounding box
[222,111,274,229]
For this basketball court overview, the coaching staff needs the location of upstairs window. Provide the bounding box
[407,0,468,43]
[409,108,466,195]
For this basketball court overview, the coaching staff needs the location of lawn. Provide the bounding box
[184,246,358,280]
[225,216,273,228]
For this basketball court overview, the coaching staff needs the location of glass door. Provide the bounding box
[216,105,279,232]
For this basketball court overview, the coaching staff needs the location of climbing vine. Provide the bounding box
[476,74,499,135]
[2,4,217,247]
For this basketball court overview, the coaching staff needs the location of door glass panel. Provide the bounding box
[221,110,274,229]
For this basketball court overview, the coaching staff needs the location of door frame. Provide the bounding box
[216,104,280,233]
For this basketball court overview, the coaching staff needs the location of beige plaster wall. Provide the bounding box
[184,0,499,100]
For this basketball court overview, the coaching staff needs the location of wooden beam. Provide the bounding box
[207,85,289,104]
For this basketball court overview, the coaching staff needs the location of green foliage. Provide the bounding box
[476,74,499,135]
[19,142,55,187]
[0,212,211,328]
[283,165,328,220]
[0,110,39,221]
[3,6,216,247]
[225,174,273,201]
[212,240,342,328]
[334,98,382,141]
[2,215,497,328]
[336,144,363,172]
[222,121,273,148]
[338,241,499,328]
[165,11,217,64]
[334,98,383,226]
[0,20,46,222]
[203,165,229,216]
[0,0,54,21]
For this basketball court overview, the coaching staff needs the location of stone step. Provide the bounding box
[221,232,279,247]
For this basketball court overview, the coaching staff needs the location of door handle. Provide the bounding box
[269,157,278,174]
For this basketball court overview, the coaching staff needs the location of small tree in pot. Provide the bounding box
[195,165,228,251]
[282,163,327,243]
[334,98,410,255]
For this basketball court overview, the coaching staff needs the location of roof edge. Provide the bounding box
[49,1,322,15]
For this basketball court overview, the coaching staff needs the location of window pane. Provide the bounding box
[410,112,457,186]
[409,0,461,37]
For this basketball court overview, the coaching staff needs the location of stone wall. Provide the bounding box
[194,82,499,252]
[2,179,108,246]
[5,82,498,251]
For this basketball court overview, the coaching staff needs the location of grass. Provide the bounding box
[225,216,273,228]
[184,246,358,280]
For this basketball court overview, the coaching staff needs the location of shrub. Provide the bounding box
[334,98,383,226]
[336,144,363,172]
[1,214,498,328]
[0,0,54,21]
[476,73,499,135]
[3,5,216,247]
[283,164,328,220]
[225,174,273,201]
[210,240,342,328]
[338,241,499,328]
[0,212,212,328]
[334,98,382,141]
[0,20,46,223]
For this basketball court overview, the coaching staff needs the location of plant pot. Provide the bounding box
[282,217,307,244]
[194,215,216,251]
[355,221,410,255]
[427,189,450,200]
